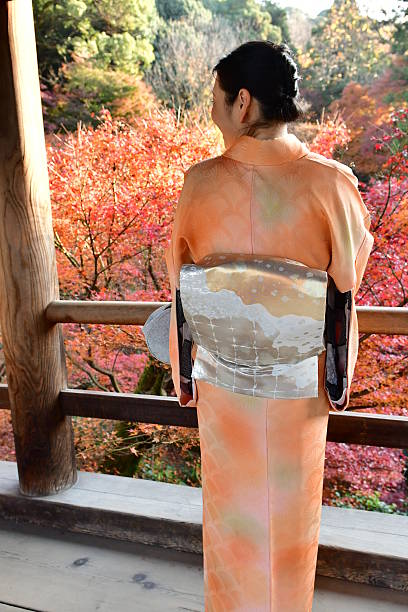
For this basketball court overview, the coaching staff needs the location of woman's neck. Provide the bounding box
[223,123,288,149]
[251,124,288,141]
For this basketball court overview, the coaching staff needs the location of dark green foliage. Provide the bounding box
[134,357,167,395]
[202,0,282,40]
[33,0,86,84]
[156,0,206,21]
[260,1,291,43]
[33,0,159,131]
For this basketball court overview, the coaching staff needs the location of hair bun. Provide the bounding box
[212,41,307,125]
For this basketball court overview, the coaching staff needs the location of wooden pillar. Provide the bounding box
[0,0,77,495]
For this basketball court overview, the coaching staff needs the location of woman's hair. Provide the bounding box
[212,41,307,136]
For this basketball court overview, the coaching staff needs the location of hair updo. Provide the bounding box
[212,41,307,137]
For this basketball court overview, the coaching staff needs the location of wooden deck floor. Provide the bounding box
[1,518,408,612]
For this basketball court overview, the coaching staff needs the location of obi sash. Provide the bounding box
[175,253,351,406]
[178,253,328,400]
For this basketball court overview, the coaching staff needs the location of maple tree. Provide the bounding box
[307,113,350,158]
[0,103,222,477]
[47,105,221,480]
[350,107,408,408]
[47,105,222,392]
[328,62,407,177]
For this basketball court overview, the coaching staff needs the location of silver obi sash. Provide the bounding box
[179,254,328,400]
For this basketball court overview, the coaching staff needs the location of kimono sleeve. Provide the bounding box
[164,169,198,407]
[323,166,374,411]
[325,166,374,296]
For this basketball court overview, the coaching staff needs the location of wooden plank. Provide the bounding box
[44,300,408,334]
[0,1,76,495]
[0,605,40,612]
[0,385,199,427]
[2,385,408,448]
[318,507,408,592]
[314,575,408,610]
[0,460,203,554]
[59,389,408,448]
[0,518,205,612]
[1,521,408,612]
[1,460,408,593]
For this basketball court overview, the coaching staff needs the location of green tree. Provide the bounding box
[384,0,408,106]
[389,0,408,55]
[299,0,393,109]
[202,0,281,41]
[33,0,89,84]
[260,1,291,43]
[33,0,160,131]
[33,0,159,82]
[156,0,210,22]
[145,12,239,111]
[33,0,159,83]
[70,0,159,75]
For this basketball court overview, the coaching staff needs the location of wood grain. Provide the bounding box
[1,462,408,595]
[0,517,204,612]
[0,1,76,495]
[355,306,408,335]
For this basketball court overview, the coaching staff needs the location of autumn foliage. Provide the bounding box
[329,73,405,176]
[349,109,408,411]
[323,107,408,511]
[48,106,222,392]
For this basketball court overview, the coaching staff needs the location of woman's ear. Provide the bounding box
[238,89,249,119]
[240,89,248,106]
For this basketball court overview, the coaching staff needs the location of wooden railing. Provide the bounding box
[41,299,408,453]
[1,303,408,451]
[44,301,408,334]
[0,385,407,449]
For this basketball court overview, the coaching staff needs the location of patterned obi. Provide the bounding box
[179,253,329,400]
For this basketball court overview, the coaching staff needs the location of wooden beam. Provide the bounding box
[356,306,408,335]
[59,388,199,428]
[45,300,170,326]
[44,301,408,335]
[2,385,407,448]
[58,390,408,449]
[0,1,76,495]
[326,410,408,449]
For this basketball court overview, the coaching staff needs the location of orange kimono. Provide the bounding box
[164,133,374,611]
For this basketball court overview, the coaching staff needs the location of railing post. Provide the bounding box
[0,0,77,495]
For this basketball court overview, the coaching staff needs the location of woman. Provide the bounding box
[164,41,374,611]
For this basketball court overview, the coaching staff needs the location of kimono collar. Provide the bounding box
[222,132,309,166]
